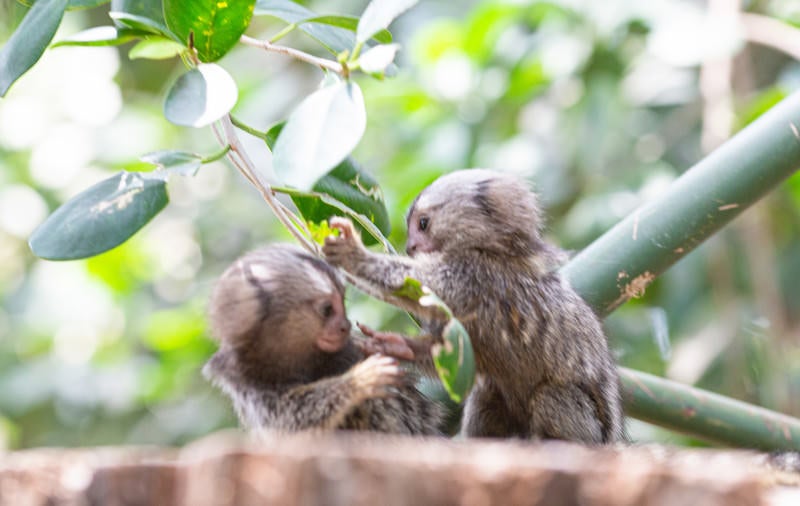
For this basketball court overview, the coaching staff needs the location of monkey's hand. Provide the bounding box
[323,217,367,271]
[349,354,403,399]
[356,323,424,362]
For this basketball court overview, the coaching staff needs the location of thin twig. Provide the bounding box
[240,34,344,74]
[272,185,396,254]
[216,115,318,254]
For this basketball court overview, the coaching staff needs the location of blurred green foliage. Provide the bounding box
[1,0,800,448]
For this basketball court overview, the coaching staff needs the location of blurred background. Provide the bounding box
[0,0,799,448]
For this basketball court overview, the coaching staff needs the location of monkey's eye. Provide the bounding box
[319,301,335,319]
[418,216,430,232]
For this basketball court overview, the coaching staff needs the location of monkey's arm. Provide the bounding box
[324,218,442,321]
[324,217,419,289]
[268,354,403,432]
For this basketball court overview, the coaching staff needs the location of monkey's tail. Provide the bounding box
[589,374,626,444]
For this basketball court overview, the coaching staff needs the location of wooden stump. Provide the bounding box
[0,432,796,505]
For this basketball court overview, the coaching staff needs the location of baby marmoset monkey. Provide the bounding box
[203,244,444,435]
[323,169,624,443]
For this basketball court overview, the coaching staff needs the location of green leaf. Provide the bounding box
[388,276,475,402]
[300,15,392,44]
[66,0,110,8]
[264,121,285,148]
[253,0,308,21]
[128,37,185,60]
[272,81,366,190]
[17,0,109,10]
[140,150,203,176]
[0,0,67,97]
[432,318,475,403]
[356,0,417,44]
[110,0,169,33]
[29,171,169,261]
[267,120,389,246]
[418,288,453,319]
[108,0,169,29]
[392,277,425,301]
[357,43,399,73]
[307,220,338,245]
[108,12,168,36]
[292,157,391,246]
[164,0,255,62]
[52,26,141,47]
[164,64,238,127]
[254,0,353,54]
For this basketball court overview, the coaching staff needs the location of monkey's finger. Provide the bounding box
[356,322,377,337]
[354,340,382,356]
[374,340,415,361]
[328,217,354,239]
[383,343,415,361]
[361,355,404,384]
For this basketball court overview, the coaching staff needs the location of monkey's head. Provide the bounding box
[405,169,544,257]
[208,244,352,382]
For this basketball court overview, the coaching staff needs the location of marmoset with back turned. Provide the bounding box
[323,169,624,443]
[203,244,445,435]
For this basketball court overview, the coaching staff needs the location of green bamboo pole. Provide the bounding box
[563,91,800,315]
[621,369,800,450]
[562,90,800,450]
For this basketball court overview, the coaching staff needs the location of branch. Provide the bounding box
[240,34,344,74]
[272,186,397,254]
[214,115,319,254]
[622,368,800,450]
[741,12,800,61]
[561,90,800,315]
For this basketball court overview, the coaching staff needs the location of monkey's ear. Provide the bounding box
[485,175,544,252]
[202,351,229,381]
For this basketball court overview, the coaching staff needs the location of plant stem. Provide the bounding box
[562,91,800,316]
[240,34,344,74]
[201,144,231,164]
[272,186,396,254]
[214,116,318,254]
[621,368,800,450]
[229,115,269,142]
[350,41,364,62]
[269,23,297,44]
[741,12,800,60]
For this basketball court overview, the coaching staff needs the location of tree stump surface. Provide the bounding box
[0,432,797,505]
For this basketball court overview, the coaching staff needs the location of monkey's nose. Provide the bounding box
[406,242,417,256]
[341,319,352,335]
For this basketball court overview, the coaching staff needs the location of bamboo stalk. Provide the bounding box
[561,90,800,449]
[562,91,800,315]
[621,369,800,450]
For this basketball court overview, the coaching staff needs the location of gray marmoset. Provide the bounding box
[203,244,444,435]
[323,169,624,443]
